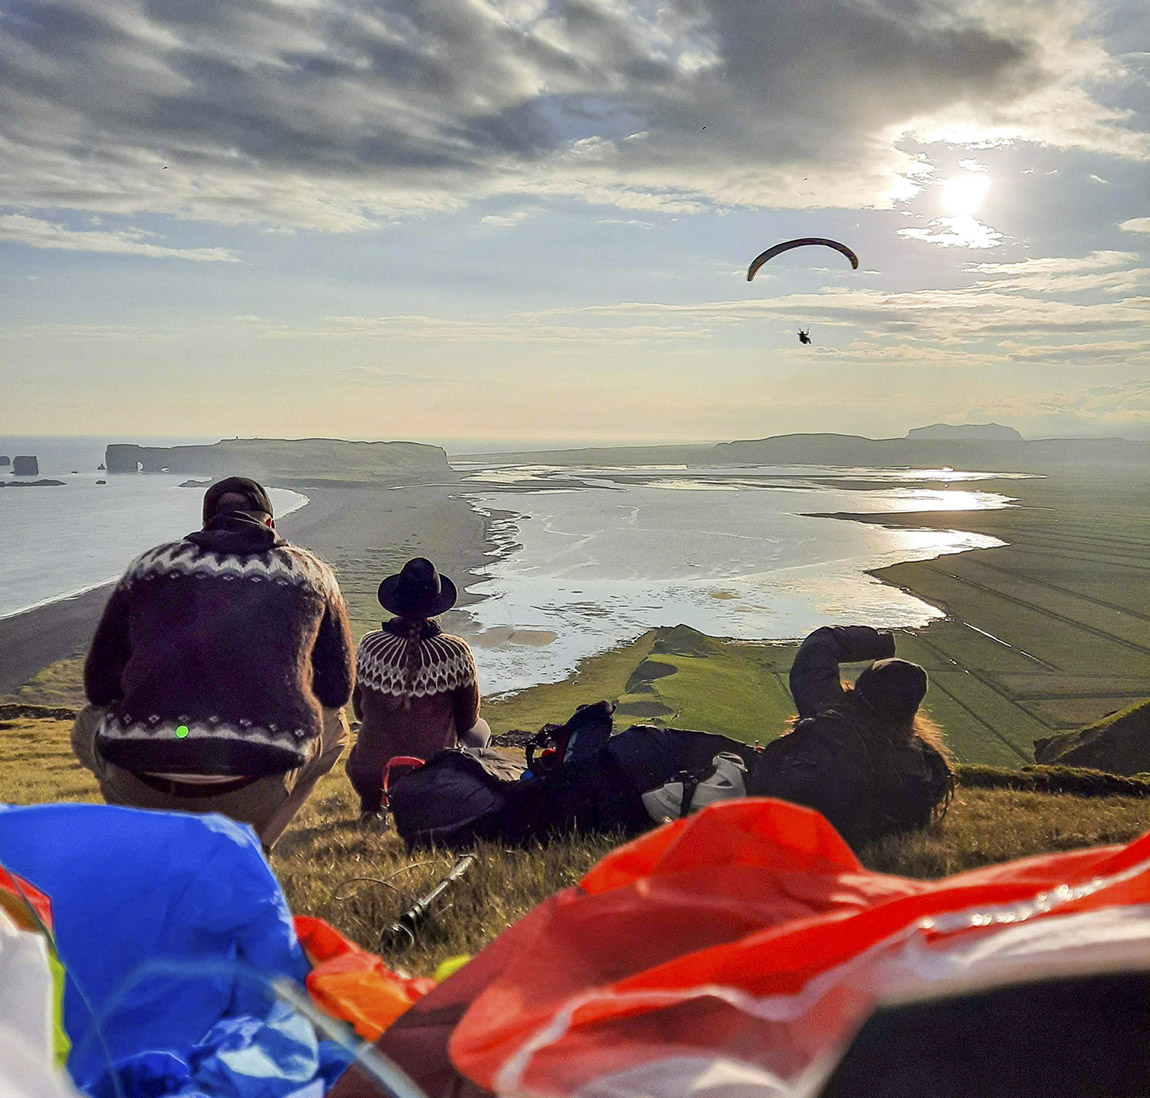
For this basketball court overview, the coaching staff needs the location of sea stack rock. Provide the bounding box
[105,444,144,473]
[0,456,9,467]
[12,456,39,476]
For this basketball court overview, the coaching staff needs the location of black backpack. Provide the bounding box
[384,705,619,851]
[386,747,539,850]
[531,708,760,837]
[388,702,763,849]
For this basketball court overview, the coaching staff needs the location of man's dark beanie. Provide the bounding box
[855,658,928,721]
[202,477,274,525]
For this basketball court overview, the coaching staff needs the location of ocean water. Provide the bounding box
[0,475,308,619]
[455,464,1027,694]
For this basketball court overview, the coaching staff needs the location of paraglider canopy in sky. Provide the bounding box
[747,238,860,281]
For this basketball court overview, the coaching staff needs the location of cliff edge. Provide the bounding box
[105,437,454,480]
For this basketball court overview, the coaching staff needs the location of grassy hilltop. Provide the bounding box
[5,705,1150,975]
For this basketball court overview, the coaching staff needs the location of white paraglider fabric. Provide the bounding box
[0,909,78,1098]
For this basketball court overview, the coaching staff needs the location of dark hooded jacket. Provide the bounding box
[748,626,951,850]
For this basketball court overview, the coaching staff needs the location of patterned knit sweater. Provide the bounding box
[351,620,480,759]
[356,621,478,702]
[85,514,354,776]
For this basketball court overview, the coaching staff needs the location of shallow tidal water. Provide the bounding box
[454,464,1025,695]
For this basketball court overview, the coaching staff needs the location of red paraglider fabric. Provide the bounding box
[441,798,1150,1098]
[0,866,53,930]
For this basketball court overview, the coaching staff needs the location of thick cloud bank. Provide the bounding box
[1,0,1145,228]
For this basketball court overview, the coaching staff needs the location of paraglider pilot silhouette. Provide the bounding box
[746,238,858,348]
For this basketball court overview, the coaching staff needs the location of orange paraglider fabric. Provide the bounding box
[447,798,1150,1098]
[294,916,435,1041]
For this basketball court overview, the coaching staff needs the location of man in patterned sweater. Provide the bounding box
[71,477,354,850]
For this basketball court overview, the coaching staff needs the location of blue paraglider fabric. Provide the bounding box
[0,803,353,1098]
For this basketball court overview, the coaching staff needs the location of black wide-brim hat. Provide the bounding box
[378,557,458,618]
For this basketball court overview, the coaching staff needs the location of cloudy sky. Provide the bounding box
[2,0,1148,448]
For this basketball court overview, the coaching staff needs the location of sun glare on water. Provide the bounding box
[941,173,991,217]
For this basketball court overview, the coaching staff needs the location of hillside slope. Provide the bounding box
[1035,699,1150,774]
[4,705,1150,975]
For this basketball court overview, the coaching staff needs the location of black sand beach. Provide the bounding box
[0,479,495,697]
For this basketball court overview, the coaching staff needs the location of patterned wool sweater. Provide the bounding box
[353,620,480,746]
[85,514,354,776]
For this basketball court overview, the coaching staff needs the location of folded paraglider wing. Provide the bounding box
[440,798,1150,1098]
[747,238,859,280]
[0,804,354,1098]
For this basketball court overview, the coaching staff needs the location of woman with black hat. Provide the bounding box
[346,558,489,820]
[747,625,952,850]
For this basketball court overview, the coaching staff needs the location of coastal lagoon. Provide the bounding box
[456,464,1028,694]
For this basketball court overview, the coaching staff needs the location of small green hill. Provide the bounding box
[1034,699,1150,774]
[612,625,795,742]
[651,624,722,658]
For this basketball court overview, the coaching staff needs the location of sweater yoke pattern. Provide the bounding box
[101,713,307,747]
[119,541,340,601]
[357,630,477,698]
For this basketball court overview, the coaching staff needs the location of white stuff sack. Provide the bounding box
[642,752,747,823]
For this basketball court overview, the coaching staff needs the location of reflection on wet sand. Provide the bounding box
[456,464,1019,695]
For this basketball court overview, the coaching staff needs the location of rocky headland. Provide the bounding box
[104,437,455,480]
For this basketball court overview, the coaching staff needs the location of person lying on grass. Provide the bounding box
[73,477,354,852]
[748,625,953,850]
[346,557,490,822]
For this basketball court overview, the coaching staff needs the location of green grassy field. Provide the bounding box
[861,472,1150,762]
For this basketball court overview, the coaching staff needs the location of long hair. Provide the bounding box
[398,617,427,710]
[784,681,954,828]
[786,681,953,762]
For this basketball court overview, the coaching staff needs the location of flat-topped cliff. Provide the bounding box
[105,438,453,479]
[906,422,1023,441]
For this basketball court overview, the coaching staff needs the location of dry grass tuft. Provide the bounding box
[271,771,618,973]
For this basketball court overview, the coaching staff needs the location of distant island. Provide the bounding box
[469,425,1148,473]
[104,437,453,480]
[906,422,1023,441]
[714,431,1147,470]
